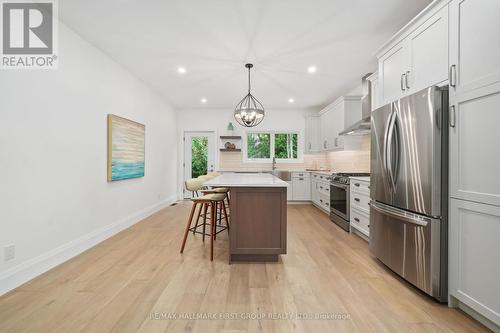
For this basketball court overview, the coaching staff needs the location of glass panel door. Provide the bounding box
[183,131,215,198]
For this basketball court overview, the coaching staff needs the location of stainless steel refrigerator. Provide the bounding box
[370,86,448,302]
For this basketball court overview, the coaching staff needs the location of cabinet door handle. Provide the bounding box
[354,183,360,187]
[308,142,311,150]
[354,217,360,222]
[299,178,304,180]
[354,198,360,202]
[449,65,457,87]
[401,73,406,91]
[450,106,456,128]
[405,71,410,89]
[323,140,327,149]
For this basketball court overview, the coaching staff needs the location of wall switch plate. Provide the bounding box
[4,245,15,261]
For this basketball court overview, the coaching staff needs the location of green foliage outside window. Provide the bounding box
[247,133,271,159]
[191,137,208,178]
[274,133,298,159]
[247,132,298,160]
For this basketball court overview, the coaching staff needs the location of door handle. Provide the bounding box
[400,73,406,91]
[386,110,397,193]
[405,71,410,89]
[309,142,311,150]
[370,200,430,226]
[449,65,457,87]
[354,183,360,187]
[450,105,456,128]
[354,217,360,222]
[354,198,360,202]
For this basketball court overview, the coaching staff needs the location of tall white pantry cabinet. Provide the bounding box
[376,0,500,329]
[448,0,500,329]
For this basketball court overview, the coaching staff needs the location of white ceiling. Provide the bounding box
[59,0,432,110]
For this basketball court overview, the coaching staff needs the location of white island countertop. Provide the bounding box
[204,173,289,188]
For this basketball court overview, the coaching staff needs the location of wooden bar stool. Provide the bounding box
[180,193,230,261]
[200,187,230,227]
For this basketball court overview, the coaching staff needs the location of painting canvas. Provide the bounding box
[107,114,145,181]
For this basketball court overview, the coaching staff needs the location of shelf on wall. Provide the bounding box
[220,136,242,140]
[220,148,241,152]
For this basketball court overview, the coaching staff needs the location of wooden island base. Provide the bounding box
[228,186,287,263]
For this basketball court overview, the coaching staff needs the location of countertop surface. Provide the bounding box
[350,176,370,182]
[204,173,289,187]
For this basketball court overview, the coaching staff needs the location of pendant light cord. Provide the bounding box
[248,67,251,94]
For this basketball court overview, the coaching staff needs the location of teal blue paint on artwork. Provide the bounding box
[112,161,145,181]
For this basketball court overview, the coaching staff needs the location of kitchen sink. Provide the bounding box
[272,170,291,181]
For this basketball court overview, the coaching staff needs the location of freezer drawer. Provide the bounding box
[369,201,446,301]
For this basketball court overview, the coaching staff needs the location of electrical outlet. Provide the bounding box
[4,245,15,261]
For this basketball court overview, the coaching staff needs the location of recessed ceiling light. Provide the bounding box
[288,98,295,103]
[307,65,317,74]
[201,98,207,103]
[177,67,186,74]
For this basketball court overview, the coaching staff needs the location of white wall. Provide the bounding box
[176,108,311,197]
[0,24,177,294]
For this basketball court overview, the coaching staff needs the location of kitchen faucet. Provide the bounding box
[272,157,276,171]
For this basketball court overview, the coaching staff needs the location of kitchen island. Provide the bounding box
[204,173,288,263]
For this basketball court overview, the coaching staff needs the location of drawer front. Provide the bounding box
[351,180,370,196]
[317,192,330,212]
[351,192,370,214]
[350,208,369,236]
[292,172,310,178]
[317,182,330,197]
[312,173,330,182]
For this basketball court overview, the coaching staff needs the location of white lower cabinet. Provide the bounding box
[291,173,311,201]
[449,198,500,326]
[350,178,370,238]
[311,172,330,214]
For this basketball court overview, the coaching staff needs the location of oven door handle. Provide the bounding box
[330,183,349,190]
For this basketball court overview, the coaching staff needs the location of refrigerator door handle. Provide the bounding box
[386,110,397,192]
[383,110,393,195]
[370,201,430,226]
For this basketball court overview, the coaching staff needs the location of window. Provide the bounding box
[274,133,298,159]
[245,131,300,162]
[247,133,271,159]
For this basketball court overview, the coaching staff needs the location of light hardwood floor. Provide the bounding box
[0,202,489,333]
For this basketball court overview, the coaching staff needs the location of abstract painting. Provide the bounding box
[107,114,145,181]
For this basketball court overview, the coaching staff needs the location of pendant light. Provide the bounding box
[234,63,265,127]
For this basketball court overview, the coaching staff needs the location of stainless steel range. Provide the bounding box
[330,172,370,231]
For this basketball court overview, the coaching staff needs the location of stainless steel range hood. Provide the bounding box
[339,73,372,136]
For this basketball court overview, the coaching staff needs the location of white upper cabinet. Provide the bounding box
[379,43,410,104]
[377,1,449,106]
[317,96,361,151]
[305,115,320,153]
[366,72,380,111]
[449,0,500,206]
[407,5,449,92]
[449,0,500,94]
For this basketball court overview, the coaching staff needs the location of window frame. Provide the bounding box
[243,130,303,163]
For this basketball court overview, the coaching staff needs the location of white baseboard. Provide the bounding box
[452,297,500,333]
[0,195,177,296]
